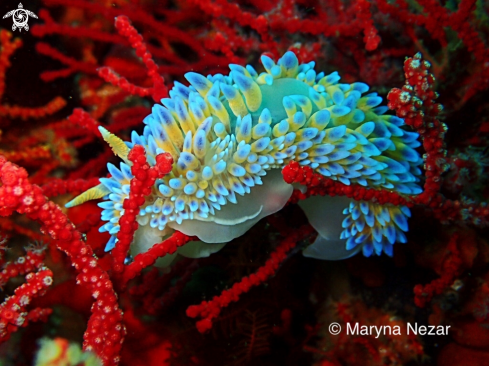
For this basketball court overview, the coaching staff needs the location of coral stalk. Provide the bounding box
[0,267,53,342]
[121,231,195,286]
[0,245,46,289]
[68,108,103,138]
[0,157,125,365]
[97,16,168,102]
[414,234,463,307]
[112,145,173,274]
[186,225,315,333]
[41,177,100,198]
[387,53,446,205]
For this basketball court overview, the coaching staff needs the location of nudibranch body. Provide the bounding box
[67,51,422,261]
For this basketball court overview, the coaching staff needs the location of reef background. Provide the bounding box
[0,0,488,365]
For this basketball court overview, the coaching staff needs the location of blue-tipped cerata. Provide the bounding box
[67,51,423,262]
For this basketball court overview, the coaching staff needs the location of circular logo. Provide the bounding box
[329,322,342,335]
[3,3,38,32]
[12,9,29,29]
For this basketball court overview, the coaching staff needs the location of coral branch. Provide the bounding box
[36,42,97,81]
[0,30,22,100]
[0,157,124,365]
[68,108,102,138]
[355,0,381,51]
[282,162,412,207]
[0,244,46,289]
[0,30,66,122]
[186,225,315,333]
[121,231,195,286]
[112,145,173,275]
[387,53,447,205]
[0,267,53,342]
[0,97,66,120]
[0,145,51,164]
[98,16,168,102]
[40,177,100,198]
[414,234,463,307]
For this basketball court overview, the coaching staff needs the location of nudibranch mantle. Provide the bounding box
[67,51,422,261]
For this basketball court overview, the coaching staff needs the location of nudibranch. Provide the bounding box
[67,51,422,262]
